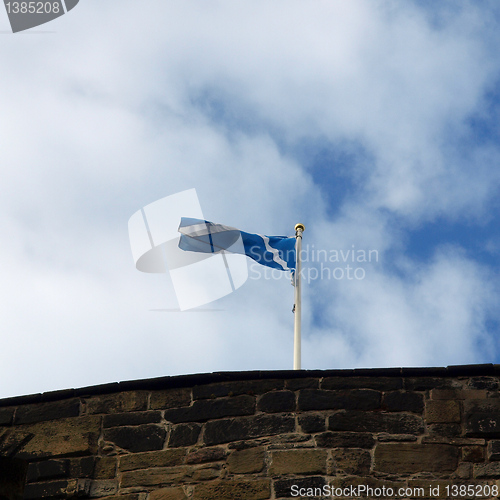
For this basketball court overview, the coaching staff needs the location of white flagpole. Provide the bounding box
[293,223,305,370]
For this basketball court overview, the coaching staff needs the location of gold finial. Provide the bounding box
[295,223,305,232]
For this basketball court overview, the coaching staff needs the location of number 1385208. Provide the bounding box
[445,484,499,497]
[5,2,61,14]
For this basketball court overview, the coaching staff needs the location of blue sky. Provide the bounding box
[1,1,500,398]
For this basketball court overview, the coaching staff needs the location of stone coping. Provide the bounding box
[2,363,499,408]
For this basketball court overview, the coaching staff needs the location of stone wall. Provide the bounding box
[1,365,500,499]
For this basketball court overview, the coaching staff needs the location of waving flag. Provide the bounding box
[178,218,296,271]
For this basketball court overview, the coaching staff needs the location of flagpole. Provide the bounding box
[294,223,305,370]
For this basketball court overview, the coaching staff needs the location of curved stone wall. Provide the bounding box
[1,365,500,499]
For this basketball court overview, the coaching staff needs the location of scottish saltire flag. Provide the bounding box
[178,218,296,271]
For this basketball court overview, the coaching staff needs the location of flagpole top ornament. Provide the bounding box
[295,223,305,233]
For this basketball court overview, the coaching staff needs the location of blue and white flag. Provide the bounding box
[178,218,296,271]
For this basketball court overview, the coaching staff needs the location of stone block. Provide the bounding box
[274,476,326,499]
[404,377,454,391]
[26,459,69,482]
[186,447,226,464]
[103,424,166,453]
[265,433,311,448]
[164,395,255,423]
[103,411,162,428]
[488,440,500,461]
[298,389,381,411]
[285,378,319,390]
[383,391,424,413]
[431,389,488,400]
[193,380,284,400]
[168,423,201,448]
[430,389,459,400]
[270,449,327,475]
[377,433,417,442]
[150,487,187,500]
[329,410,424,434]
[315,431,375,449]
[468,377,499,390]
[465,400,500,437]
[89,479,118,497]
[227,432,308,451]
[23,479,90,499]
[455,462,472,479]
[67,456,96,479]
[203,414,295,446]
[150,388,191,410]
[425,400,461,423]
[322,376,402,391]
[474,462,500,477]
[257,391,295,413]
[462,445,485,462]
[120,449,187,471]
[93,456,116,479]
[374,444,459,473]
[15,399,81,425]
[298,414,325,433]
[121,466,192,488]
[14,416,100,459]
[227,446,265,473]
[427,423,462,438]
[191,464,221,481]
[467,415,500,437]
[122,465,215,489]
[0,407,15,426]
[85,392,148,414]
[422,437,485,445]
[193,479,271,500]
[331,448,371,475]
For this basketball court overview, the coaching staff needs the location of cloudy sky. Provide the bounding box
[1,1,500,399]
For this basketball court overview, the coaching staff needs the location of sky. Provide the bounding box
[1,0,500,399]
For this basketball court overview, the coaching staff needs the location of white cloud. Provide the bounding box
[305,245,498,369]
[1,0,499,398]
